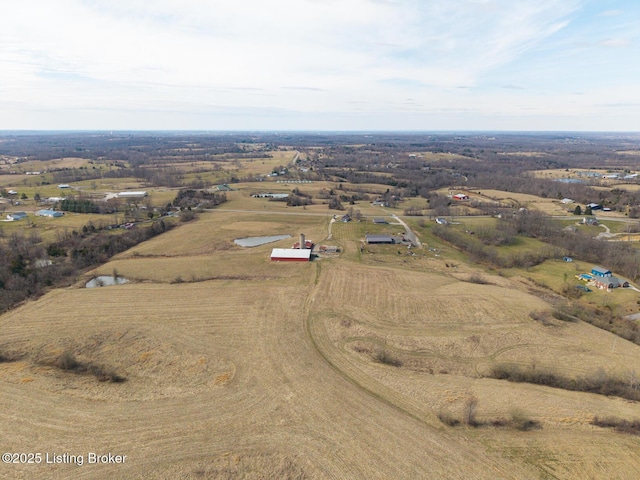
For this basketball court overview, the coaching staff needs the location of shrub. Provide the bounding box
[372,349,402,367]
[489,363,640,402]
[52,351,126,383]
[551,307,579,322]
[529,310,553,326]
[509,409,541,431]
[467,273,490,285]
[179,209,197,222]
[592,416,640,435]
[57,351,80,371]
[437,411,460,427]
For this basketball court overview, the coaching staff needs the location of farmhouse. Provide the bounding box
[340,214,351,222]
[453,193,469,201]
[366,234,395,244]
[594,276,629,290]
[270,248,311,262]
[592,266,612,277]
[36,209,63,218]
[6,211,27,221]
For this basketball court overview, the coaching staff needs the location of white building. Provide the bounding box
[117,191,148,199]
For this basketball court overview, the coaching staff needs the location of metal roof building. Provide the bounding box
[36,209,63,218]
[365,234,395,244]
[592,266,612,277]
[270,248,312,262]
[6,212,27,221]
[117,191,148,198]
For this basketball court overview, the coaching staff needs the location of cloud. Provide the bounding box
[599,38,631,47]
[4,0,640,130]
[281,86,325,92]
[599,10,623,17]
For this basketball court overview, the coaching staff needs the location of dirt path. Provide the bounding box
[389,213,422,247]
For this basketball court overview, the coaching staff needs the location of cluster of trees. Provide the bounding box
[507,210,640,280]
[432,224,559,269]
[0,220,171,313]
[285,189,313,207]
[58,197,101,214]
[434,210,640,281]
[172,189,227,210]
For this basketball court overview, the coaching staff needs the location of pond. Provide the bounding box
[555,178,584,184]
[86,276,130,288]
[234,234,292,248]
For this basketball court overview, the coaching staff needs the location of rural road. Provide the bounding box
[390,214,422,247]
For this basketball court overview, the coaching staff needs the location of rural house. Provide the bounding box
[594,276,628,290]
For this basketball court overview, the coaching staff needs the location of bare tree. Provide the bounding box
[463,395,479,426]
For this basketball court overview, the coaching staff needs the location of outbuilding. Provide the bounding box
[592,266,612,277]
[6,212,27,221]
[453,193,469,201]
[365,234,395,244]
[117,191,148,199]
[270,248,311,262]
[36,209,63,218]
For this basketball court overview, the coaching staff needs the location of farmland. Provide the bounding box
[2,132,640,478]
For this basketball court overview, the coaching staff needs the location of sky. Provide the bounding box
[1,0,639,131]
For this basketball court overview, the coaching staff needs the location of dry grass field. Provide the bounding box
[2,196,640,478]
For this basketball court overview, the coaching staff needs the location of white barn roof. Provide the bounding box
[271,248,311,261]
[117,191,148,198]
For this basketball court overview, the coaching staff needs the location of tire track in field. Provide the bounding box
[302,264,535,479]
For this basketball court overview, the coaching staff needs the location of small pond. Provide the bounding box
[86,276,130,288]
[555,178,584,184]
[234,234,291,247]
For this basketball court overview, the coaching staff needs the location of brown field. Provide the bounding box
[616,150,640,156]
[2,197,640,478]
[498,152,550,157]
